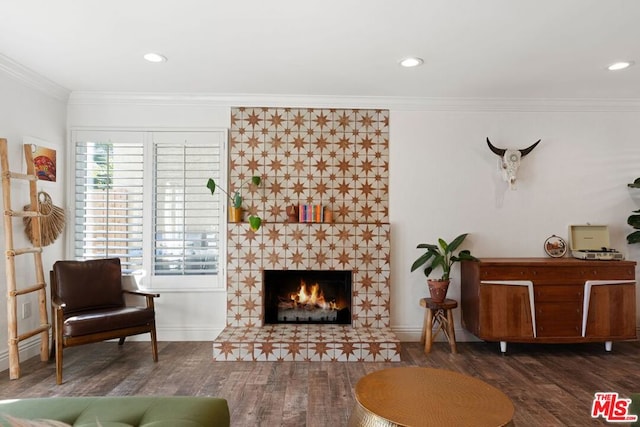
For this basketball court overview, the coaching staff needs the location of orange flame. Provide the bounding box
[289,280,339,310]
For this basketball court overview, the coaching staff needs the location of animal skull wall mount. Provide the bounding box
[486,138,541,189]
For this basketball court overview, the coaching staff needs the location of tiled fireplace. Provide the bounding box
[212,107,400,361]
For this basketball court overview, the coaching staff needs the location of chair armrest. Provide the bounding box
[124,289,160,298]
[123,289,159,309]
[51,296,66,310]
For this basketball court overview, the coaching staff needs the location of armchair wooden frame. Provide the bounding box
[50,259,159,385]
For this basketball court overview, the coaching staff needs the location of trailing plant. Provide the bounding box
[410,233,478,281]
[206,175,262,230]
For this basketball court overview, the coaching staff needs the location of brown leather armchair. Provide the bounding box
[50,258,159,384]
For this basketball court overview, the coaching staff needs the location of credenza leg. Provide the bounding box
[605,341,612,352]
[499,341,507,353]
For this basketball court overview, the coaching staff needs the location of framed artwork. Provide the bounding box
[23,137,58,183]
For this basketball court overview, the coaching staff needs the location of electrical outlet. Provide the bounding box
[21,302,32,319]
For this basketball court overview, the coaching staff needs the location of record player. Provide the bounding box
[569,224,624,260]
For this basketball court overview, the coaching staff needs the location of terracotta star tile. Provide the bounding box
[247,111,262,127]
[313,112,329,128]
[270,134,285,151]
[291,135,306,150]
[258,342,276,357]
[336,249,353,268]
[313,157,329,174]
[247,134,261,150]
[268,112,285,129]
[291,111,307,128]
[359,158,374,175]
[314,134,329,151]
[337,159,352,174]
[242,249,259,267]
[358,202,374,220]
[292,159,306,174]
[268,158,285,174]
[359,181,374,197]
[217,341,238,357]
[337,112,351,129]
[230,111,240,127]
[289,250,304,268]
[312,227,328,243]
[242,297,258,312]
[337,136,351,151]
[337,203,353,221]
[286,342,304,357]
[246,157,260,173]
[336,180,351,197]
[311,249,328,269]
[311,342,329,358]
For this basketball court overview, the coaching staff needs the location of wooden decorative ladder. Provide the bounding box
[0,138,50,379]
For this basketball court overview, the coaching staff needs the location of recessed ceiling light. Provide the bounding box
[607,61,633,71]
[399,57,424,68]
[144,53,167,63]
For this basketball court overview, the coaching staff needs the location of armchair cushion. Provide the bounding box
[53,258,124,314]
[63,307,155,337]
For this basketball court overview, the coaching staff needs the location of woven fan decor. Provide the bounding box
[23,191,65,246]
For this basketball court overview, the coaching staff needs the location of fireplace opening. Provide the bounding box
[263,270,352,325]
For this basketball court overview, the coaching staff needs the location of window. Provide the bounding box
[71,130,226,290]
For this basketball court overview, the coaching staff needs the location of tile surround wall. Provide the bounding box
[226,107,390,328]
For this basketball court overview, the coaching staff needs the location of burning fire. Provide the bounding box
[287,280,339,310]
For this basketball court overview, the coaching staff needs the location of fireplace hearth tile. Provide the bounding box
[212,325,400,362]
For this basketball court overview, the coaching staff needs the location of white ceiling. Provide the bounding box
[1,0,639,99]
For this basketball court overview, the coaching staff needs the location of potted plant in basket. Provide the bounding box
[206,175,262,230]
[410,233,478,303]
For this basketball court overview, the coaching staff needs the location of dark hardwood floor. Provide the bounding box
[1,340,639,426]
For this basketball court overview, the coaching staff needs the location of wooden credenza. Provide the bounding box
[461,258,637,352]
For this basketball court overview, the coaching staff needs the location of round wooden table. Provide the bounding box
[348,367,514,427]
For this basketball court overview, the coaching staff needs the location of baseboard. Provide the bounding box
[0,335,46,374]
[0,326,224,373]
[124,326,225,342]
[393,326,640,345]
[391,326,480,343]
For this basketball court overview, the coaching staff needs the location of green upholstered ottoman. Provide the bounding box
[630,394,640,423]
[0,396,230,427]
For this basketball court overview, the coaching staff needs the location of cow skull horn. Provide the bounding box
[486,138,506,156]
[486,137,541,190]
[519,139,541,157]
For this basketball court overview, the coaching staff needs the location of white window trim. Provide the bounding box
[67,126,229,292]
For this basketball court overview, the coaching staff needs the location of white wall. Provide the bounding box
[0,71,67,372]
[390,109,640,340]
[67,95,640,343]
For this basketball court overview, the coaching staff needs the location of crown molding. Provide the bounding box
[0,54,70,102]
[67,91,640,112]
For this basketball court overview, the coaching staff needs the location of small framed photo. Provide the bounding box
[544,235,567,258]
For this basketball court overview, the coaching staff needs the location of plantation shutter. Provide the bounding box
[73,131,144,273]
[152,132,222,276]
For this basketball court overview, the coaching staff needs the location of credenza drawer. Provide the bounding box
[535,302,582,337]
[479,265,635,282]
[534,285,583,302]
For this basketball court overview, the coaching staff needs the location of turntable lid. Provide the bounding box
[569,224,610,251]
